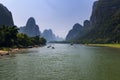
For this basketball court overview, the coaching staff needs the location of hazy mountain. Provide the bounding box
[19,17,41,37]
[66,23,83,41]
[42,29,63,42]
[42,29,56,42]
[56,36,64,41]
[19,17,62,41]
[0,3,14,26]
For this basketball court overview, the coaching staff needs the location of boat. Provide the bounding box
[52,47,55,49]
[47,45,51,48]
[70,42,74,46]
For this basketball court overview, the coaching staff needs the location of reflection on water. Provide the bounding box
[0,44,120,80]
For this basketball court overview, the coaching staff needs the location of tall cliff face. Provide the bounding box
[42,29,56,42]
[0,4,14,26]
[66,0,120,43]
[19,17,41,37]
[66,23,83,41]
[90,0,120,27]
[81,0,120,43]
[90,1,98,26]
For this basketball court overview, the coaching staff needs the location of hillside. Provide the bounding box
[82,0,120,43]
[66,0,120,43]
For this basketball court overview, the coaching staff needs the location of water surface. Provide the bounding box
[0,44,120,80]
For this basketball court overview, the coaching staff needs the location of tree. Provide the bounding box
[0,25,18,47]
[17,33,31,47]
[0,25,46,48]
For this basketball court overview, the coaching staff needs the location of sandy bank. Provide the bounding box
[0,48,27,56]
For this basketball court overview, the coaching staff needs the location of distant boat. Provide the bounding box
[52,47,55,49]
[70,43,74,46]
[28,46,33,48]
[47,45,51,48]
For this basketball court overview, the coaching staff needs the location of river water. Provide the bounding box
[0,44,120,80]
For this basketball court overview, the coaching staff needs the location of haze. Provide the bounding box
[1,0,96,38]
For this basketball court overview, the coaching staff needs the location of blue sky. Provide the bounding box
[1,0,96,38]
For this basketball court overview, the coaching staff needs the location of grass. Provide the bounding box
[87,44,120,48]
[0,47,11,51]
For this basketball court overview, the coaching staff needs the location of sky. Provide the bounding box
[0,0,96,38]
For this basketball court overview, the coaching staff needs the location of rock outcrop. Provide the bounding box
[0,3,14,26]
[83,20,90,28]
[19,17,41,37]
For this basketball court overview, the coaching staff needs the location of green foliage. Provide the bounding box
[17,34,46,47]
[17,33,31,47]
[0,25,18,47]
[39,37,46,45]
[30,36,46,46]
[0,25,46,48]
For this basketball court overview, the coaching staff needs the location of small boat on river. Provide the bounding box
[47,45,52,48]
[52,47,55,49]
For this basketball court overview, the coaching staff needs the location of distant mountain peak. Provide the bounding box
[19,17,41,37]
[26,17,36,27]
[66,23,83,41]
[42,29,63,42]
[73,23,82,30]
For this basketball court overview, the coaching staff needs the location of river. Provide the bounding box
[0,44,120,80]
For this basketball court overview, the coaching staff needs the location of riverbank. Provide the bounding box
[0,48,27,56]
[86,44,120,48]
[0,45,46,56]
